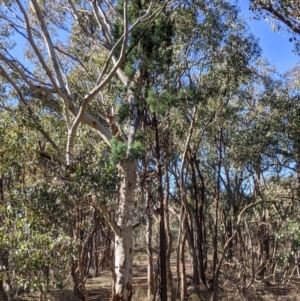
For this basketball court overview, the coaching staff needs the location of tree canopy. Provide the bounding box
[0,1,300,301]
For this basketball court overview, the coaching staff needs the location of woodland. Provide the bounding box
[0,1,300,301]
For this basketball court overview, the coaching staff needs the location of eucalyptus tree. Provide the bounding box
[142,1,261,299]
[4,1,300,301]
[0,0,171,300]
[201,57,300,298]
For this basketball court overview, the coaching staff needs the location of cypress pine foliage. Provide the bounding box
[114,0,174,80]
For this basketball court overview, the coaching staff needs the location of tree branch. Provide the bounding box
[91,195,121,236]
[0,53,56,94]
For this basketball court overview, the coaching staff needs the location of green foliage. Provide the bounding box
[118,103,130,122]
[2,0,300,297]
[110,134,145,165]
[110,137,128,165]
[131,139,145,159]
[114,0,174,78]
[146,89,178,114]
[250,0,300,36]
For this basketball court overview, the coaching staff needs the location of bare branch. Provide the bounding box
[91,0,113,46]
[215,198,282,280]
[180,106,197,186]
[53,45,89,74]
[96,1,154,86]
[29,1,71,95]
[103,0,124,24]
[67,0,109,49]
[0,54,56,94]
[68,105,112,145]
[15,0,60,95]
[66,0,132,164]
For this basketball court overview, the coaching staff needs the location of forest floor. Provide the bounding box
[14,252,300,301]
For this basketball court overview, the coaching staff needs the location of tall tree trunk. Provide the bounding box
[164,171,175,301]
[0,177,9,301]
[212,124,223,301]
[179,214,187,301]
[194,160,207,286]
[186,226,199,285]
[112,73,140,300]
[113,160,136,301]
[153,114,167,301]
[184,156,200,285]
[256,210,270,279]
[0,178,4,299]
[146,193,154,300]
[176,207,183,298]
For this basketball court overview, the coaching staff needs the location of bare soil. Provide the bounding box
[13,254,300,301]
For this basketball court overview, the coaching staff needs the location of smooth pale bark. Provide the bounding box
[0,2,162,301]
[113,160,137,301]
[95,64,139,301]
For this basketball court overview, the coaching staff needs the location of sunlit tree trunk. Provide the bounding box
[112,161,137,301]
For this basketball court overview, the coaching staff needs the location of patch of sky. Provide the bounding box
[238,0,299,74]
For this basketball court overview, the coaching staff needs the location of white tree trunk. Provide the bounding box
[114,159,137,301]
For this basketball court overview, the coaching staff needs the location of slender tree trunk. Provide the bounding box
[0,251,9,301]
[212,124,223,301]
[186,226,199,285]
[164,171,175,301]
[0,177,9,301]
[184,191,199,285]
[176,207,183,298]
[179,214,187,301]
[153,113,167,301]
[0,178,4,298]
[76,202,89,301]
[212,196,219,300]
[256,210,270,279]
[194,160,207,286]
[189,155,201,285]
[146,193,154,300]
[71,259,85,301]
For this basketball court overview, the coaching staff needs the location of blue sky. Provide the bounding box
[10,1,299,75]
[239,1,299,74]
